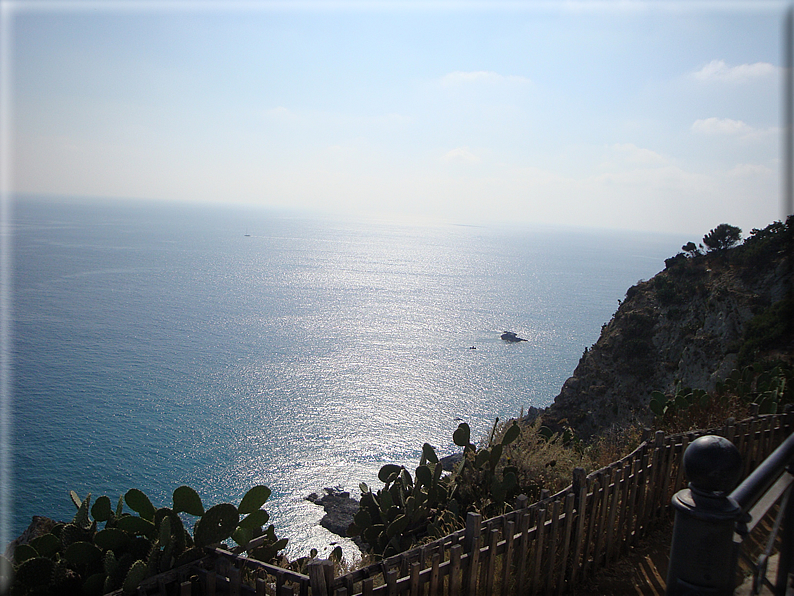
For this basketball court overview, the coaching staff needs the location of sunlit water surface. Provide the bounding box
[11,197,686,559]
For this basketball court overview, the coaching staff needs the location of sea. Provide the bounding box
[8,195,687,560]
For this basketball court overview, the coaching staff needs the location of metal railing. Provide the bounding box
[666,431,794,596]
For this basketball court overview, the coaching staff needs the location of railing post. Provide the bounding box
[665,435,743,596]
[775,470,794,596]
[308,559,333,596]
[572,467,586,511]
[464,511,481,553]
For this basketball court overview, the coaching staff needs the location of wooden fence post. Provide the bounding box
[570,468,588,587]
[545,500,562,595]
[557,493,575,596]
[308,560,333,596]
[572,468,586,510]
[464,511,482,553]
[531,507,546,592]
[450,545,463,595]
[501,519,516,596]
[462,512,481,596]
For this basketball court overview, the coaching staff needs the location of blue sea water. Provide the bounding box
[9,196,686,559]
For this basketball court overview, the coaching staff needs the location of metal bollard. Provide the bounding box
[665,435,744,596]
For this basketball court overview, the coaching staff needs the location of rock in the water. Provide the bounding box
[306,488,364,549]
[521,406,543,424]
[501,331,527,343]
[439,452,463,471]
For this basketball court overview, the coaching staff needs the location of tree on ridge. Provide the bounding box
[703,224,742,252]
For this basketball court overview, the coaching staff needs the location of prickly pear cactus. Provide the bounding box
[7,483,284,595]
[194,503,239,548]
[350,420,523,558]
[14,557,54,590]
[349,439,459,557]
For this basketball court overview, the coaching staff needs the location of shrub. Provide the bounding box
[501,419,593,499]
[649,362,792,434]
[664,253,687,270]
[652,275,678,306]
[737,293,794,367]
[703,223,742,252]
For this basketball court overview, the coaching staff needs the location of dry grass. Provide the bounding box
[582,423,645,470]
[655,394,752,436]
[490,417,646,500]
[497,419,592,498]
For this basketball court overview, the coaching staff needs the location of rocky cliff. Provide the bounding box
[543,218,793,440]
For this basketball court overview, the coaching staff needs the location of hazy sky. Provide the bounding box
[4,1,791,234]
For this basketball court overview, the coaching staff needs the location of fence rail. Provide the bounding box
[127,411,794,596]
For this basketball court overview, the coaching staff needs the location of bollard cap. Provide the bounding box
[684,435,742,494]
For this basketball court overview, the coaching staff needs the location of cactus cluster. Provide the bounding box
[348,442,453,558]
[348,420,521,558]
[649,386,712,419]
[2,484,285,596]
[650,363,790,421]
[450,419,521,509]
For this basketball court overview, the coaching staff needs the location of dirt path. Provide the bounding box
[571,519,672,596]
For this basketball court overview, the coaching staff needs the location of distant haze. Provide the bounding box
[4,1,790,235]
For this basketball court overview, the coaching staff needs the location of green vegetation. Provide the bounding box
[737,293,794,367]
[702,223,742,252]
[735,217,793,277]
[682,241,699,257]
[649,362,792,433]
[2,485,286,595]
[665,216,791,279]
[348,416,647,559]
[348,420,522,557]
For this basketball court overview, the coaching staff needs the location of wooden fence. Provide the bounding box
[129,412,794,596]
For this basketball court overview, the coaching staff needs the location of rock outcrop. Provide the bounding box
[306,488,365,549]
[543,219,793,440]
[5,516,60,560]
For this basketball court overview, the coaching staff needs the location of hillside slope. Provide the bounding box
[543,218,793,440]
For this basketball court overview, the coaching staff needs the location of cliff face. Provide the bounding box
[544,219,793,440]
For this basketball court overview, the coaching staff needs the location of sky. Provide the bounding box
[2,0,792,235]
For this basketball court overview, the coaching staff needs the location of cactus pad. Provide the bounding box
[94,527,130,551]
[173,485,204,516]
[91,495,113,522]
[12,543,37,564]
[422,443,439,463]
[378,464,401,483]
[238,485,271,514]
[29,533,61,558]
[238,509,269,529]
[452,423,471,448]
[116,515,156,538]
[124,489,156,521]
[193,503,238,548]
[60,522,89,546]
[501,421,520,445]
[64,540,102,566]
[72,492,92,529]
[14,557,55,588]
[122,560,148,595]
